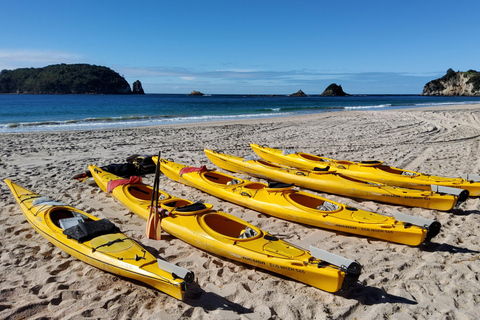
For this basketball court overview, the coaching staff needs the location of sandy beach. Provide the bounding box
[1,104,480,320]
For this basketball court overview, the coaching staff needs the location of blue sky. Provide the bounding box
[1,1,479,94]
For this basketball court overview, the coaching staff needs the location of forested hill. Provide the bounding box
[0,64,132,94]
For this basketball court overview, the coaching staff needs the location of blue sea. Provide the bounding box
[1,94,480,133]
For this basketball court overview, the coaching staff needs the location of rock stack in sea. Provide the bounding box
[189,90,204,96]
[289,90,307,97]
[132,80,145,94]
[321,84,348,96]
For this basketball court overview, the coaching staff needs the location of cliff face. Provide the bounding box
[422,69,480,96]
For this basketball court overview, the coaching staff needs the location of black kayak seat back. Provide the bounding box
[176,202,208,212]
[63,219,120,243]
[268,182,295,189]
[359,160,382,165]
[313,166,330,172]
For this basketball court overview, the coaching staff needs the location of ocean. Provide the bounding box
[1,94,480,133]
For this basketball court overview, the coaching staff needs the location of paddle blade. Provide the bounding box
[146,208,162,240]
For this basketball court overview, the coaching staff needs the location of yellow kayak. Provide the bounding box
[251,143,480,196]
[204,149,466,211]
[88,165,362,292]
[154,157,441,246]
[4,179,193,300]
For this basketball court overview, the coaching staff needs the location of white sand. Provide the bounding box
[1,104,480,319]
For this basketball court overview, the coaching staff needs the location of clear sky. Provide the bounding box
[1,0,479,94]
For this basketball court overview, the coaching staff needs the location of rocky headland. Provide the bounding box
[422,69,480,96]
[0,64,133,94]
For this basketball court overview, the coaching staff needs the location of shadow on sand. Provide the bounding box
[183,283,252,314]
[450,208,480,216]
[337,283,418,306]
[420,241,480,254]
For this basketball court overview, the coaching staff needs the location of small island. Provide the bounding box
[189,90,204,96]
[321,84,348,96]
[132,80,145,94]
[0,64,132,94]
[289,90,307,97]
[422,68,480,96]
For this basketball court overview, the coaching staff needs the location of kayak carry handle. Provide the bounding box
[157,259,195,284]
[460,174,480,182]
[393,212,441,242]
[430,184,466,196]
[309,245,361,275]
[431,184,469,205]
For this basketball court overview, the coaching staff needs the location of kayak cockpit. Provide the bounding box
[298,153,330,163]
[357,160,383,167]
[287,193,341,213]
[368,164,419,176]
[49,207,92,229]
[48,208,121,244]
[256,160,283,169]
[126,185,170,202]
[242,183,266,190]
[47,207,122,243]
[200,213,262,241]
[203,172,244,186]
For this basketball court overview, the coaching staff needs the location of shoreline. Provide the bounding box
[2,103,480,319]
[2,102,480,136]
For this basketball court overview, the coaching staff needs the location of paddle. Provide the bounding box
[146,151,162,240]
